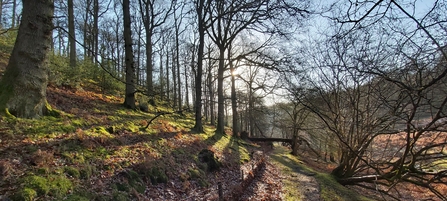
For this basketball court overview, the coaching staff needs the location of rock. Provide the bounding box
[139,104,149,113]
[240,131,249,140]
[198,149,221,172]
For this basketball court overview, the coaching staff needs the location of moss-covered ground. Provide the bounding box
[0,83,259,200]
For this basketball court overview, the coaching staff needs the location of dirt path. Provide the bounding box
[268,146,321,201]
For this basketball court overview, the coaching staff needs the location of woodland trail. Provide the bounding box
[222,144,323,201]
[267,145,321,201]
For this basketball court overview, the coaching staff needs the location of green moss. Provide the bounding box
[126,170,141,182]
[37,167,50,175]
[64,194,90,201]
[64,166,81,178]
[61,151,86,164]
[187,168,203,179]
[148,167,168,185]
[184,167,209,187]
[21,175,73,198]
[23,175,50,196]
[125,122,139,132]
[80,165,95,179]
[0,68,15,115]
[197,178,209,187]
[49,175,73,197]
[115,182,130,192]
[112,191,130,201]
[71,118,87,127]
[95,126,110,135]
[44,101,61,118]
[12,188,37,201]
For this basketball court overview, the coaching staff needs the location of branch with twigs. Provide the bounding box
[143,108,190,129]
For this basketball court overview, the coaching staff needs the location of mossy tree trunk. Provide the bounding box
[0,0,54,118]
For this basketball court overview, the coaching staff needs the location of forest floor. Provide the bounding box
[0,81,440,200]
[0,81,376,201]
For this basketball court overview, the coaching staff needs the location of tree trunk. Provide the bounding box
[159,51,164,99]
[192,0,205,133]
[166,48,170,100]
[11,0,17,27]
[68,0,76,68]
[83,0,91,59]
[174,14,182,111]
[0,1,3,28]
[145,29,153,95]
[208,49,215,126]
[172,50,177,108]
[122,0,136,109]
[229,45,239,136]
[0,0,54,118]
[136,28,142,86]
[92,0,99,63]
[216,47,225,134]
[185,57,190,108]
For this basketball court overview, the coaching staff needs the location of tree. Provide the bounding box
[138,0,173,96]
[192,0,210,133]
[0,0,54,118]
[285,1,447,199]
[68,0,76,68]
[122,0,136,109]
[206,0,308,134]
[206,0,271,134]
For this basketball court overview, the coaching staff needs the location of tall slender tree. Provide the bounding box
[123,0,136,109]
[68,0,76,68]
[192,0,211,133]
[138,0,173,96]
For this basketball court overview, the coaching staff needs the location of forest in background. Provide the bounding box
[0,0,446,200]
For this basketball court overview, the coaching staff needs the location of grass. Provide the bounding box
[270,145,374,201]
[0,83,259,200]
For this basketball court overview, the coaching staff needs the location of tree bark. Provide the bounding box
[172,50,177,108]
[92,0,99,63]
[229,45,239,136]
[216,47,225,134]
[0,0,54,118]
[208,47,215,126]
[122,0,136,109]
[0,1,3,28]
[174,11,182,110]
[83,0,91,59]
[166,48,170,100]
[68,0,76,68]
[192,0,206,133]
[11,0,17,27]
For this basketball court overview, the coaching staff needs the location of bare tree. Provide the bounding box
[206,0,272,134]
[191,0,212,132]
[138,0,173,96]
[285,1,447,199]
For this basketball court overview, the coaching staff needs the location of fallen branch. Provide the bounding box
[143,109,188,129]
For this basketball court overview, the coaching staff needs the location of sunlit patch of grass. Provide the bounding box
[314,173,374,201]
[270,146,374,201]
[1,116,82,140]
[270,146,306,201]
[211,133,231,151]
[14,174,73,200]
